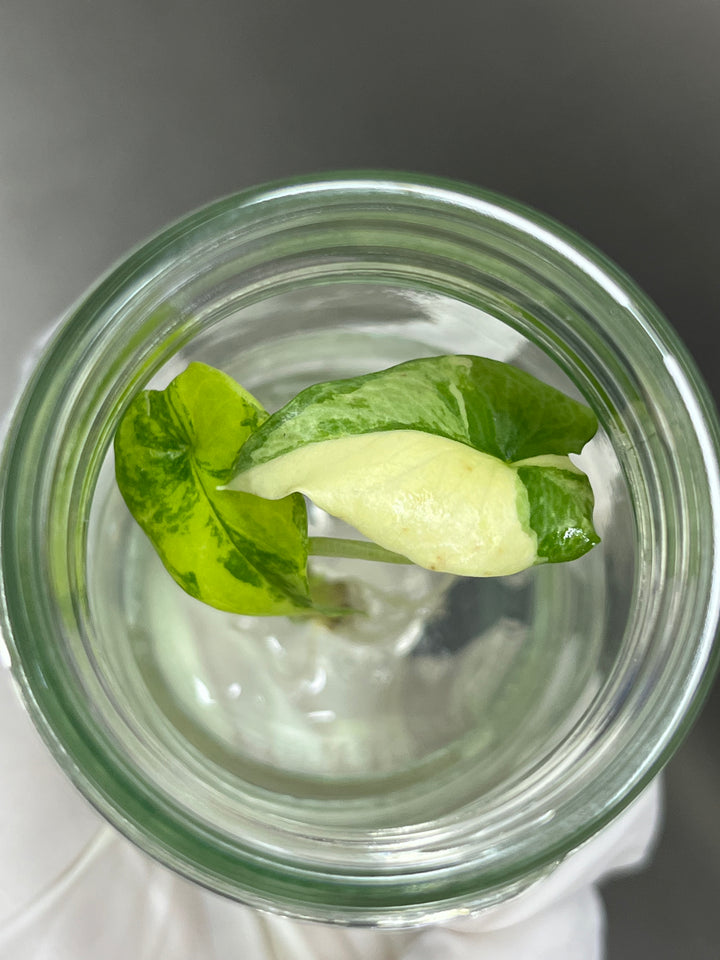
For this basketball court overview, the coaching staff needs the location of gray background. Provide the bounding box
[1,1,718,955]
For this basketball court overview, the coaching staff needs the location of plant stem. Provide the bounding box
[308,536,413,565]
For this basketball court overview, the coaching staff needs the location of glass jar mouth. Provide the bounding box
[2,171,720,924]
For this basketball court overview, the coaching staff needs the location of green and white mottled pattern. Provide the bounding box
[229,356,600,577]
[114,362,312,615]
[233,355,598,471]
[115,356,600,618]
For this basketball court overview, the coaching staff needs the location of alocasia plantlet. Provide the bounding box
[115,356,600,617]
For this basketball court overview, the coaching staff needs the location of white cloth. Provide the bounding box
[0,662,661,960]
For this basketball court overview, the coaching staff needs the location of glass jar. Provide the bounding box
[1,173,719,926]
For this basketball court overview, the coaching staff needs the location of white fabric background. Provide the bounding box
[0,664,661,960]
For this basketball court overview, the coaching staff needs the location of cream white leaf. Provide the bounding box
[229,430,539,577]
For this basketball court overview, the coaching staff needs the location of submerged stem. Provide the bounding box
[308,536,413,565]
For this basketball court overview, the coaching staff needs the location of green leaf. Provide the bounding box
[114,362,313,616]
[229,356,601,574]
[233,355,598,472]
